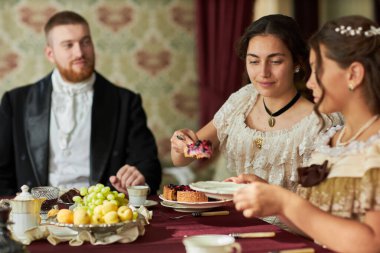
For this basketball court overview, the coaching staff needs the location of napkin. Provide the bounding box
[18,206,151,246]
[135,205,153,223]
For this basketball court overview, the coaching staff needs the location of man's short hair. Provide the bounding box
[44,10,89,36]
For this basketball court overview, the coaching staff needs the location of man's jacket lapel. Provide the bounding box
[24,75,52,186]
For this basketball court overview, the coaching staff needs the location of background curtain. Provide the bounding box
[294,0,319,40]
[375,0,380,24]
[195,0,254,126]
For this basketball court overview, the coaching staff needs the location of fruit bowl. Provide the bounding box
[47,219,137,234]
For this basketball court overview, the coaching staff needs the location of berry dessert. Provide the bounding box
[163,184,208,202]
[184,140,212,159]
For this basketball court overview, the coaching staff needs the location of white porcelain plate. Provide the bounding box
[159,195,232,212]
[160,201,213,213]
[189,181,247,200]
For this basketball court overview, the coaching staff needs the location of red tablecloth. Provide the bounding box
[27,196,334,253]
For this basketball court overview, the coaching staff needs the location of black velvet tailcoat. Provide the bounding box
[0,72,162,195]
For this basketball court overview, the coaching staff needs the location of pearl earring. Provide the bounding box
[294,66,300,73]
[348,84,354,91]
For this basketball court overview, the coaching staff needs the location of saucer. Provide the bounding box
[131,200,158,208]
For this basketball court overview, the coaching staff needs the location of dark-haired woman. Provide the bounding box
[170,15,340,225]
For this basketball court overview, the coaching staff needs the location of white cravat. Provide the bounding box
[49,69,95,190]
[51,70,94,151]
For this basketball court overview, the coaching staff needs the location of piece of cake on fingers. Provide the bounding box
[184,140,212,159]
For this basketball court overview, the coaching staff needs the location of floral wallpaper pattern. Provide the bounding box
[0,0,198,167]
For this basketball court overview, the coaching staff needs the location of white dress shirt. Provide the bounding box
[49,69,95,190]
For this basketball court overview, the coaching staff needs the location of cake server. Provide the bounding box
[268,247,315,253]
[229,232,276,238]
[169,210,229,219]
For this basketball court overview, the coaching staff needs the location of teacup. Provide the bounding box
[127,185,149,206]
[183,234,241,253]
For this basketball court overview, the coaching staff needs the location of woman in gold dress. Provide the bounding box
[233,15,380,252]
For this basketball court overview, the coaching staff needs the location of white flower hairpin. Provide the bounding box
[364,26,380,37]
[334,26,362,36]
[335,25,380,37]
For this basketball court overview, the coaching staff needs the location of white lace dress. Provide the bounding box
[213,84,341,192]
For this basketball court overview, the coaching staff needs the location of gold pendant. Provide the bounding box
[255,138,263,149]
[268,117,275,127]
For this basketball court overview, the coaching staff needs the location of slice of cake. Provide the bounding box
[163,184,178,201]
[184,140,212,159]
[177,190,208,203]
[163,184,208,202]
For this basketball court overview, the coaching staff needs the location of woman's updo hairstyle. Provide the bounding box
[309,15,380,116]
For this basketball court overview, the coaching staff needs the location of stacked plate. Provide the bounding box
[160,181,246,212]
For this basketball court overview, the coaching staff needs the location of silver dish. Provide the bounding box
[47,218,137,234]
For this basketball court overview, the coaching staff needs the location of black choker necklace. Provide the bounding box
[263,91,301,127]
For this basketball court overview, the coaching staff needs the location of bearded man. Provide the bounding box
[0,11,162,195]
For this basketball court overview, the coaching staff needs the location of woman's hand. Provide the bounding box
[170,129,198,166]
[170,122,219,167]
[233,182,289,218]
[224,174,267,184]
[170,128,198,153]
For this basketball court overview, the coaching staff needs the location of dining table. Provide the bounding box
[24,195,334,253]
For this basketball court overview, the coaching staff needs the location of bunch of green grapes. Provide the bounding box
[72,183,128,215]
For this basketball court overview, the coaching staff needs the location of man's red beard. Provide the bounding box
[57,59,95,83]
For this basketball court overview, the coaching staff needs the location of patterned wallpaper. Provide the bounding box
[0,0,198,168]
